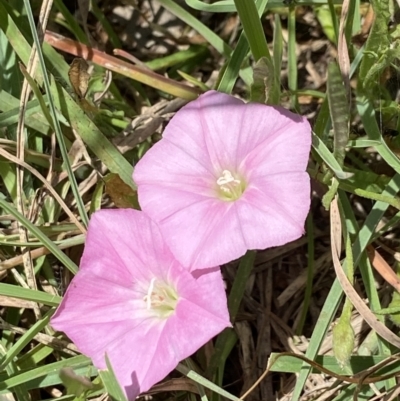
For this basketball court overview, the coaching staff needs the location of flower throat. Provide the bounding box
[144,278,178,318]
[216,170,245,201]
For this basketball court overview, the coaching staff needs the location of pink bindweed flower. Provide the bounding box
[134,90,311,270]
[51,209,231,400]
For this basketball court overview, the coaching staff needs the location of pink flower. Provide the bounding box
[51,209,230,400]
[134,90,311,270]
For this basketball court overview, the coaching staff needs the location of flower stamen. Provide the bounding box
[143,278,178,318]
[216,170,244,201]
[144,277,157,310]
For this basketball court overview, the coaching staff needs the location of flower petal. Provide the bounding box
[236,171,311,248]
[134,90,311,269]
[152,197,249,269]
[79,209,174,285]
[51,209,230,400]
[240,107,311,177]
[158,91,245,171]
[134,139,216,197]
[51,270,145,327]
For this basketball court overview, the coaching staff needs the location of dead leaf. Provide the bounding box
[104,174,139,209]
[68,58,90,100]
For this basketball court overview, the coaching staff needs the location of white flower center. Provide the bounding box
[216,170,244,201]
[143,278,178,318]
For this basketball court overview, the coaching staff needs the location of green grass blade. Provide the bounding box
[50,80,136,189]
[0,355,92,391]
[0,0,42,85]
[290,278,343,401]
[228,250,256,319]
[0,2,140,190]
[311,133,347,179]
[292,172,400,399]
[53,0,88,44]
[357,97,400,175]
[18,65,54,130]
[0,344,30,401]
[295,213,315,334]
[206,251,256,378]
[269,353,400,375]
[158,0,232,57]
[287,5,298,108]
[217,34,250,94]
[217,0,269,93]
[177,363,241,401]
[0,283,61,306]
[158,0,253,86]
[272,13,283,101]
[327,62,349,168]
[0,199,78,274]
[186,0,237,12]
[23,0,89,227]
[186,0,344,12]
[0,312,52,370]
[357,0,390,93]
[100,355,128,401]
[91,0,122,49]
[233,0,270,62]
